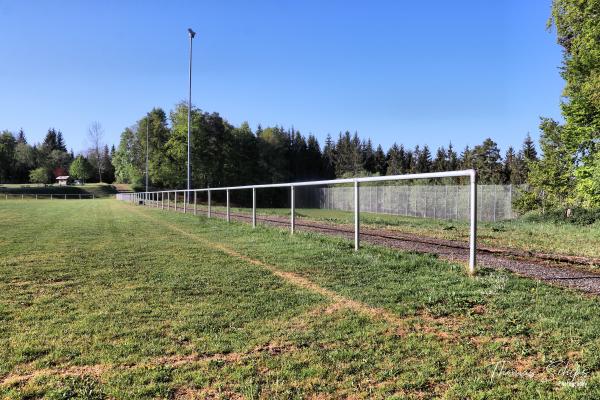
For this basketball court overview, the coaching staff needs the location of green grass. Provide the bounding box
[209,205,600,259]
[1,200,600,398]
[0,183,118,198]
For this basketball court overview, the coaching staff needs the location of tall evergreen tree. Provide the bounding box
[322,134,336,179]
[362,139,375,173]
[460,146,473,169]
[416,145,432,173]
[56,131,67,152]
[306,134,323,179]
[0,131,16,183]
[447,143,458,171]
[386,143,401,175]
[522,133,538,162]
[432,146,448,172]
[373,144,387,175]
[16,129,26,144]
[411,145,421,173]
[472,138,503,183]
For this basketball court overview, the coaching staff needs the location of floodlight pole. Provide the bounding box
[145,116,149,193]
[187,28,196,196]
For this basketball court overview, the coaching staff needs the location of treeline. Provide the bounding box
[0,128,114,184]
[322,132,537,184]
[520,0,600,211]
[113,102,538,192]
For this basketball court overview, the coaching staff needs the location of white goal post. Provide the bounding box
[117,169,478,274]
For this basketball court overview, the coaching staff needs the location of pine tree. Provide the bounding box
[416,145,432,173]
[503,147,524,184]
[16,129,26,144]
[447,143,458,170]
[399,145,410,173]
[306,134,322,179]
[42,128,59,152]
[460,146,473,169]
[362,139,375,173]
[373,144,387,175]
[101,144,115,183]
[56,131,67,152]
[432,146,448,172]
[522,133,538,162]
[472,138,503,183]
[322,134,336,178]
[350,132,363,175]
[386,143,401,175]
[411,145,421,173]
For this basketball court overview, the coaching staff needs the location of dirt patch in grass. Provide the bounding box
[1,342,302,388]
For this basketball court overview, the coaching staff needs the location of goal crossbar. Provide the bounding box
[118,169,478,274]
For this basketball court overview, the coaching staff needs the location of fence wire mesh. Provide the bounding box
[295,184,516,222]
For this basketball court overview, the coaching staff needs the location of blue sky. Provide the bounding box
[0,0,563,154]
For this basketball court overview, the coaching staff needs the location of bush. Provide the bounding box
[522,207,600,226]
[512,189,541,214]
[131,183,146,192]
[29,167,49,184]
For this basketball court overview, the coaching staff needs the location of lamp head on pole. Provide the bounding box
[188,28,196,39]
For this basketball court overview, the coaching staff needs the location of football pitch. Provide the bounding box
[1,200,599,398]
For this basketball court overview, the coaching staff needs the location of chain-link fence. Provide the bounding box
[296,184,517,222]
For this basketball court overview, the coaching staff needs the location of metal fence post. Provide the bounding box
[469,170,478,275]
[509,185,513,219]
[252,188,256,228]
[492,185,497,222]
[433,187,437,219]
[354,180,360,251]
[226,189,230,222]
[208,190,211,218]
[194,191,197,215]
[183,191,187,213]
[50,194,53,200]
[456,186,459,220]
[444,186,448,219]
[175,192,177,212]
[290,185,295,234]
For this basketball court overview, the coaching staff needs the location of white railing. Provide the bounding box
[117,170,478,274]
[2,193,95,200]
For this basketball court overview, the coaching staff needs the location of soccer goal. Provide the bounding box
[117,169,478,274]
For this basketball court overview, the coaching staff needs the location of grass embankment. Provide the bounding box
[0,183,118,198]
[207,206,600,259]
[1,200,600,398]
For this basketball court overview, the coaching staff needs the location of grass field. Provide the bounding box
[208,205,600,259]
[2,200,600,398]
[0,183,119,199]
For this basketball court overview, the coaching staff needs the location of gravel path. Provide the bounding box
[162,203,600,295]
